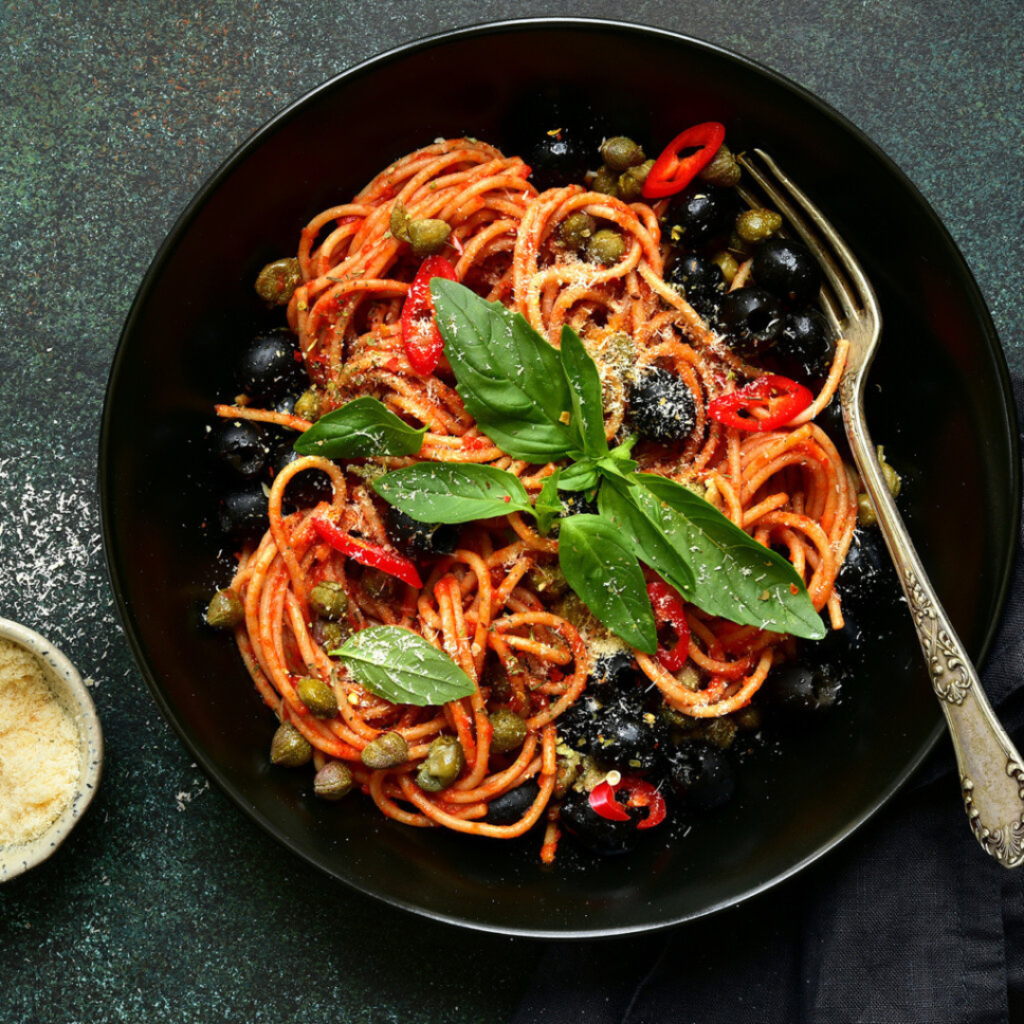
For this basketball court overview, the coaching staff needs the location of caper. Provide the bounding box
[711,251,740,285]
[727,231,754,258]
[314,761,354,800]
[481,659,513,702]
[309,580,348,621]
[554,747,582,798]
[702,716,738,750]
[270,722,313,767]
[734,706,762,732]
[877,446,902,498]
[586,229,626,266]
[591,165,620,197]
[617,159,654,203]
[699,144,741,188]
[735,208,783,245]
[490,709,528,753]
[525,562,570,599]
[296,676,338,719]
[361,567,395,601]
[254,257,302,307]
[389,201,411,242]
[857,492,878,527]
[561,211,596,252]
[293,388,322,423]
[600,136,645,172]
[320,621,350,654]
[407,218,451,257]
[206,588,244,629]
[361,731,409,770]
[416,734,465,792]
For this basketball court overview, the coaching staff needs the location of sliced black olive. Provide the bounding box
[663,741,735,810]
[777,308,834,372]
[237,330,303,402]
[385,505,460,557]
[666,184,735,247]
[559,786,639,854]
[274,446,335,509]
[667,254,726,320]
[211,420,271,478]
[627,366,696,443]
[752,239,822,305]
[717,288,784,352]
[218,482,270,538]
[484,779,541,825]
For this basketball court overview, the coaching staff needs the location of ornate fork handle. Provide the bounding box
[843,374,1024,867]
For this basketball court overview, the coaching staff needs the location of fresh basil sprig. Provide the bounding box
[373,463,534,523]
[294,396,426,458]
[559,326,609,458]
[533,469,564,537]
[557,515,656,653]
[335,626,476,706]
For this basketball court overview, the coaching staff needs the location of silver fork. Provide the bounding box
[737,149,1024,868]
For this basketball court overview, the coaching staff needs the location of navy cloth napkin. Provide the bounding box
[513,378,1024,1024]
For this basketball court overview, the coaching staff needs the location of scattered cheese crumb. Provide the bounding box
[0,639,80,847]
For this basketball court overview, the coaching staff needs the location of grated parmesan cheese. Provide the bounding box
[0,638,81,847]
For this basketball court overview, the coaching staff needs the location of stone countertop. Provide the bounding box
[0,2,1020,1022]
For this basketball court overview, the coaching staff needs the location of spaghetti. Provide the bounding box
[212,136,859,859]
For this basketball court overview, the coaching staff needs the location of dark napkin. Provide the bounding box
[513,378,1024,1024]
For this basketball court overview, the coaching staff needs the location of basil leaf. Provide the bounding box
[558,515,657,654]
[431,280,577,462]
[560,326,609,457]
[336,626,476,706]
[534,469,563,536]
[293,396,426,458]
[558,458,601,492]
[598,476,697,600]
[636,474,826,640]
[374,463,533,523]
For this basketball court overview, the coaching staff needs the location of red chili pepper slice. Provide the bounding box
[642,122,726,200]
[588,777,667,831]
[311,517,423,589]
[400,255,458,376]
[646,581,691,673]
[707,374,814,433]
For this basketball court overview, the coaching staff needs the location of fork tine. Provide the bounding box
[737,153,860,322]
[752,149,881,324]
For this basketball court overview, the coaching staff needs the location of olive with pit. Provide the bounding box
[237,330,303,402]
[560,211,596,252]
[489,709,528,753]
[206,588,244,629]
[314,761,354,801]
[218,482,270,539]
[753,238,822,305]
[416,734,466,792]
[309,580,348,621]
[270,722,313,767]
[587,229,626,266]
[296,676,338,719]
[361,731,409,770]
[600,136,645,172]
[255,257,301,306]
[407,218,451,257]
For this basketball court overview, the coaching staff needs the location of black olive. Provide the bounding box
[627,366,696,443]
[483,779,541,825]
[385,505,460,557]
[759,661,839,714]
[717,288,784,352]
[663,742,735,810]
[211,420,271,478]
[752,239,822,305]
[557,490,599,520]
[273,446,335,509]
[590,650,640,692]
[274,392,298,416]
[559,786,639,854]
[218,481,270,538]
[588,702,660,771]
[837,530,895,612]
[777,308,834,372]
[667,254,725,320]
[556,697,597,753]
[237,330,303,402]
[665,184,735,247]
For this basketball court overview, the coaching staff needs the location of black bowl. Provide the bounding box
[99,19,1019,937]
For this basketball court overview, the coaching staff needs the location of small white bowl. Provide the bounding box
[0,618,104,882]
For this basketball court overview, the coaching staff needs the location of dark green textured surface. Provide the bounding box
[0,2,1020,1022]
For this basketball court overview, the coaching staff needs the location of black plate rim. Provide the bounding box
[98,16,1021,939]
